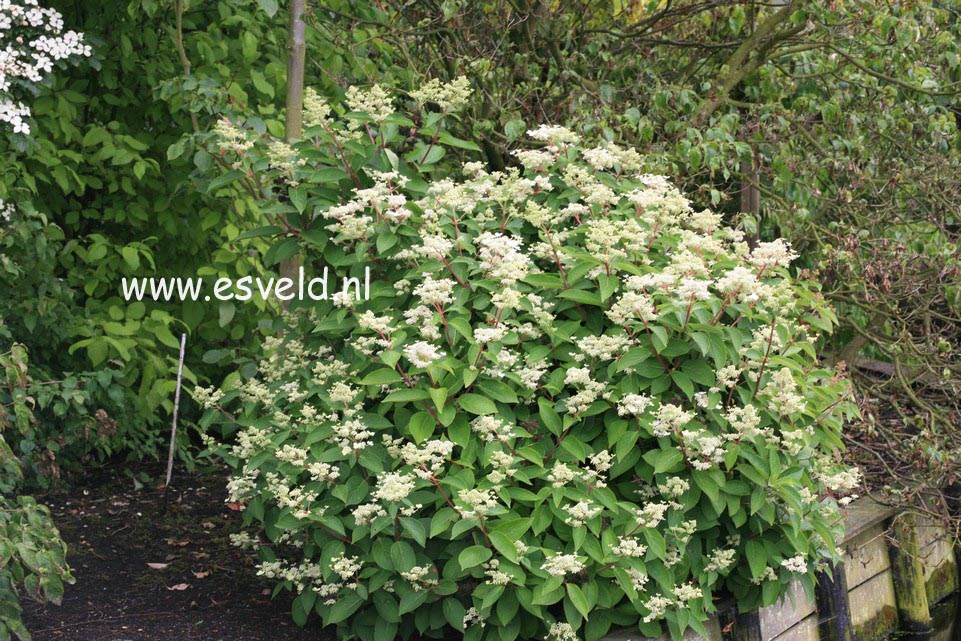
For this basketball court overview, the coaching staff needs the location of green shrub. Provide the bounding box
[0,203,166,478]
[0,344,73,641]
[203,83,858,641]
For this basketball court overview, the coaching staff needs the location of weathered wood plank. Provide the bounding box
[915,514,948,550]
[840,498,897,545]
[848,569,899,641]
[843,523,891,590]
[770,615,819,641]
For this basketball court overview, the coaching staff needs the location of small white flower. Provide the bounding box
[541,553,584,577]
[404,341,445,368]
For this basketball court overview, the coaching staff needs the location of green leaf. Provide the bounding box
[504,119,526,142]
[82,126,111,147]
[648,447,684,474]
[458,393,497,415]
[671,370,694,399]
[250,69,275,98]
[490,518,531,539]
[745,540,767,579]
[256,0,279,15]
[477,379,518,403]
[289,186,308,213]
[208,169,245,193]
[598,274,617,301]
[489,531,518,563]
[236,225,283,241]
[444,597,467,632]
[218,302,236,327]
[429,387,448,412]
[558,289,602,306]
[399,590,429,615]
[377,233,397,253]
[459,545,492,570]
[400,517,427,547]
[566,583,591,620]
[643,528,666,559]
[361,368,403,386]
[681,358,715,387]
[438,131,482,151]
[121,246,140,270]
[390,541,416,571]
[409,411,435,443]
[264,238,299,266]
[326,592,364,623]
[616,347,650,373]
[650,326,670,352]
[538,398,563,435]
[383,389,430,403]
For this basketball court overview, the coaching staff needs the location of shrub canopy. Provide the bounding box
[206,84,858,641]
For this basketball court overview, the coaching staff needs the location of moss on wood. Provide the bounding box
[851,604,898,641]
[924,559,959,606]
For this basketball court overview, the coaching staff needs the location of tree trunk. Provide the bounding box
[279,0,306,306]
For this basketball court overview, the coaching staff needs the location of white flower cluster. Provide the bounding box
[611,536,647,558]
[471,415,515,443]
[345,84,393,124]
[541,553,585,577]
[562,500,602,527]
[0,0,91,133]
[780,554,808,573]
[191,385,224,410]
[409,76,472,112]
[704,548,737,573]
[457,488,498,519]
[618,393,653,416]
[546,622,579,641]
[372,471,417,502]
[463,606,487,629]
[303,87,332,129]
[642,594,674,623]
[404,340,445,368]
[401,565,438,591]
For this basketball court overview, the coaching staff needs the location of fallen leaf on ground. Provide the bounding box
[166,539,190,547]
[146,563,168,570]
[166,583,190,591]
[192,570,210,578]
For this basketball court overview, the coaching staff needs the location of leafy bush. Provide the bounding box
[0,203,165,478]
[0,343,73,641]
[204,85,858,641]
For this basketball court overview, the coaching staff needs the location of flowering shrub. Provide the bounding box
[0,0,91,135]
[202,81,858,641]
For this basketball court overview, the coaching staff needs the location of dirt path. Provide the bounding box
[21,463,332,641]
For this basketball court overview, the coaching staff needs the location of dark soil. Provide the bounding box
[21,462,333,641]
